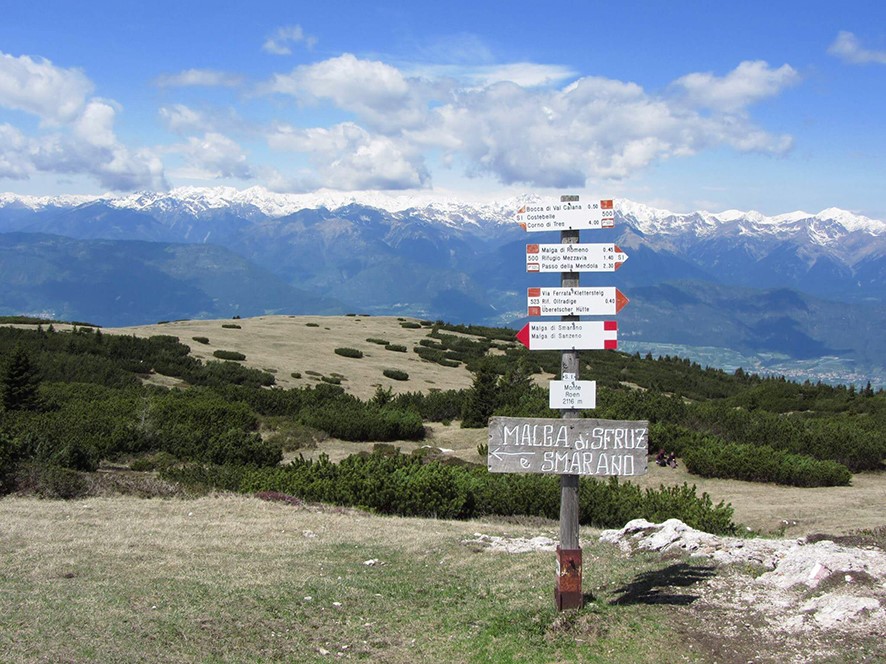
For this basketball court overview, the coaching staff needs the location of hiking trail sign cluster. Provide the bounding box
[489,194,648,611]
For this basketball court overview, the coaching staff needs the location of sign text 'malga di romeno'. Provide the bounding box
[487,416,649,477]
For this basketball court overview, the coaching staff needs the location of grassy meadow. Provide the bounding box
[1,315,884,663]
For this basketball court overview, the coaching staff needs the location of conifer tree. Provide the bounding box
[460,359,499,428]
[1,345,41,411]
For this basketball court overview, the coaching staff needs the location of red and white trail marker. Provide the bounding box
[528,287,629,317]
[515,321,618,351]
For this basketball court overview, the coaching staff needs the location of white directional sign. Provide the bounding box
[526,243,628,273]
[516,321,618,351]
[487,416,649,477]
[528,287,629,317]
[516,198,614,232]
[549,379,597,409]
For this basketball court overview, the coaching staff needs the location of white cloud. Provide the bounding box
[828,31,886,65]
[411,62,577,88]
[267,122,427,190]
[0,123,32,179]
[173,132,254,180]
[263,54,798,190]
[671,60,800,112]
[419,72,793,186]
[28,130,167,191]
[159,104,206,133]
[0,52,93,123]
[0,52,167,191]
[263,25,317,55]
[264,53,434,132]
[155,69,243,88]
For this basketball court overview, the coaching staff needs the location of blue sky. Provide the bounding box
[1,0,885,218]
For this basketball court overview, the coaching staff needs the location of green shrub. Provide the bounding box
[400,322,421,329]
[414,346,460,367]
[130,451,179,472]
[162,448,736,534]
[15,461,89,499]
[299,403,425,442]
[291,372,302,379]
[305,323,320,328]
[366,338,389,345]
[192,336,210,344]
[321,376,342,385]
[383,369,409,381]
[213,350,246,361]
[221,324,241,329]
[334,347,363,359]
[683,441,852,487]
[205,430,282,467]
[385,344,407,353]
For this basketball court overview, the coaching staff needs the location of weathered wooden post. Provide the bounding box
[490,194,646,611]
[557,226,582,610]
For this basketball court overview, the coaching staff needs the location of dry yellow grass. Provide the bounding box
[105,315,476,400]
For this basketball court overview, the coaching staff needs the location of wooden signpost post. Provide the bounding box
[490,194,647,611]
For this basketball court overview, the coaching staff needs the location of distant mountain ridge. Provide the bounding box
[2,187,884,384]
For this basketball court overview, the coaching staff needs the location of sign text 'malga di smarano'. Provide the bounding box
[487,416,649,477]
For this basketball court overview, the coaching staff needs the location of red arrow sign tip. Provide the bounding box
[615,289,630,313]
[516,324,530,349]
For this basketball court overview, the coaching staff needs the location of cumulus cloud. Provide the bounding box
[0,123,32,179]
[0,51,93,123]
[259,54,798,190]
[154,68,243,88]
[172,132,254,180]
[828,31,886,65]
[670,60,800,112]
[263,25,317,55]
[0,51,167,190]
[411,62,577,88]
[159,104,206,133]
[264,53,436,132]
[268,122,427,190]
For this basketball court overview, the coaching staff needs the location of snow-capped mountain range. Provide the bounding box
[1,186,884,385]
[3,186,884,239]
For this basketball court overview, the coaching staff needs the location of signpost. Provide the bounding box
[526,243,628,273]
[516,198,615,232]
[487,416,649,476]
[489,193,644,611]
[528,287,629,317]
[515,321,618,351]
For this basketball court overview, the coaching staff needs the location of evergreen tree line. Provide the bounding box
[1,323,884,500]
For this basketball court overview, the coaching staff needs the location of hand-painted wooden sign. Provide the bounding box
[487,416,649,477]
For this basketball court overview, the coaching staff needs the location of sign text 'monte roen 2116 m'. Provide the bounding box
[487,416,649,477]
[549,378,596,409]
[528,286,629,317]
[526,243,628,273]
[516,321,618,351]
[516,198,614,232]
